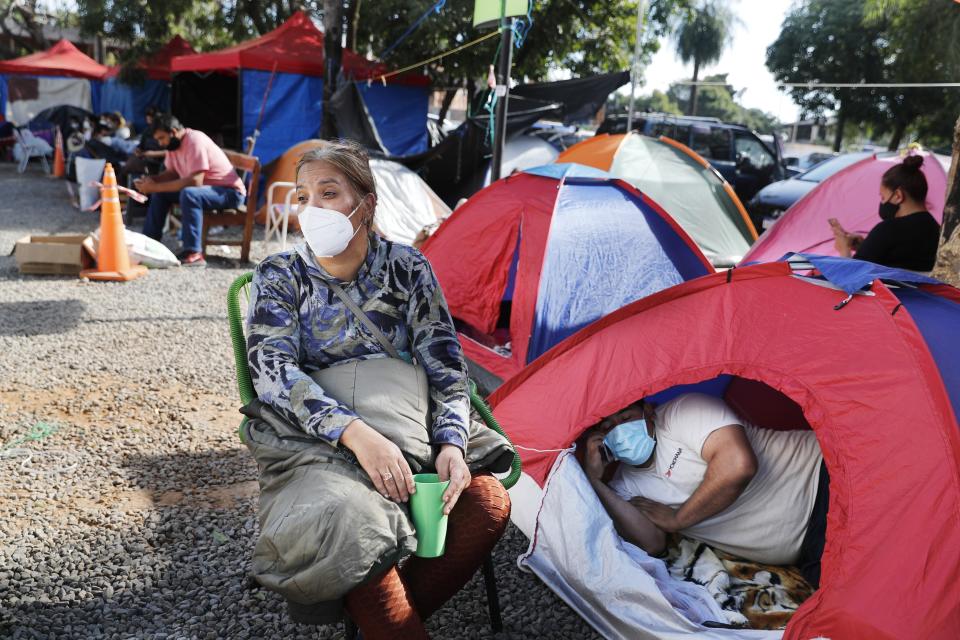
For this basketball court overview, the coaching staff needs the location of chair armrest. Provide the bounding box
[266,181,297,209]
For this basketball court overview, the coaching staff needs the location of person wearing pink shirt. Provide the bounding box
[135,115,246,267]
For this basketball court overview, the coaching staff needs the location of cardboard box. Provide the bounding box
[13,235,96,275]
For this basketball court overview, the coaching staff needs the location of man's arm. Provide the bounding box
[633,425,757,531]
[148,170,204,193]
[583,433,666,555]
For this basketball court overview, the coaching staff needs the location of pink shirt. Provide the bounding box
[166,129,245,195]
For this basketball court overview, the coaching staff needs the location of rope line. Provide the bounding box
[380,0,448,60]
[360,29,502,86]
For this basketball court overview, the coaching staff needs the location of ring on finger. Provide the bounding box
[381,470,394,481]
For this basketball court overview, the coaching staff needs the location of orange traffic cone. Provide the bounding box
[80,163,148,282]
[51,126,65,178]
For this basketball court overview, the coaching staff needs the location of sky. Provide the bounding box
[638,0,802,122]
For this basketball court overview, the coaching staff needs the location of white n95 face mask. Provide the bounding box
[298,201,364,258]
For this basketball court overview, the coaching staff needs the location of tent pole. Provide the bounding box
[626,0,646,134]
[491,12,514,182]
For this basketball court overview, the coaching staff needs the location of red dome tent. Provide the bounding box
[168,11,430,162]
[489,258,960,639]
[421,164,714,387]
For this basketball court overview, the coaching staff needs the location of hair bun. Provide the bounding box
[902,155,924,170]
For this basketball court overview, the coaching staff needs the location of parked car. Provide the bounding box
[597,113,786,203]
[783,152,837,176]
[747,151,873,231]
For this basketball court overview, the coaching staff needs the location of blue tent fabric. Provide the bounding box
[241,69,323,167]
[90,80,101,116]
[893,287,960,425]
[524,163,608,180]
[527,180,711,362]
[357,83,428,156]
[0,75,7,120]
[99,77,170,130]
[783,253,941,294]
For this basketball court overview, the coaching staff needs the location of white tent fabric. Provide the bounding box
[483,134,559,186]
[609,135,751,267]
[5,76,92,125]
[369,158,451,245]
[517,452,782,640]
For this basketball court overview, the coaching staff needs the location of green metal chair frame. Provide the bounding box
[226,271,522,633]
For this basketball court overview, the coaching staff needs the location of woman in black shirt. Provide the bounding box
[830,155,941,271]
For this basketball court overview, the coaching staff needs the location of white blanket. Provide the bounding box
[517,451,782,640]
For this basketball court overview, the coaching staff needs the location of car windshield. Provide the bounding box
[798,152,871,182]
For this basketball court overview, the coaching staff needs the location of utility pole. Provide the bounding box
[321,0,344,139]
[626,0,647,134]
[490,7,514,182]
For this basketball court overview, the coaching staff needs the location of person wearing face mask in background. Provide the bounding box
[243,141,511,639]
[135,114,245,267]
[830,154,941,272]
[582,393,827,587]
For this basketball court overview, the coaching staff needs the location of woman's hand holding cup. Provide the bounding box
[435,444,471,515]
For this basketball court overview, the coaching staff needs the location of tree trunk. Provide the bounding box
[933,114,960,286]
[887,120,908,151]
[833,108,845,153]
[321,0,344,139]
[437,88,458,127]
[345,0,362,51]
[688,58,700,116]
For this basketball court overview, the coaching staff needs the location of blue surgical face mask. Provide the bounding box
[603,419,656,466]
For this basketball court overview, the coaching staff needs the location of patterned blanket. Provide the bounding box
[666,536,814,630]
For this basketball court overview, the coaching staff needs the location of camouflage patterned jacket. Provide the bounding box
[246,235,470,451]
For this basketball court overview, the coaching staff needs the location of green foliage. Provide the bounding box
[671,0,733,71]
[667,73,779,132]
[607,89,683,115]
[354,0,691,87]
[767,0,960,149]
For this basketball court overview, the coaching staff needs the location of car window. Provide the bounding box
[691,127,732,161]
[651,122,691,145]
[734,133,775,170]
[799,153,871,182]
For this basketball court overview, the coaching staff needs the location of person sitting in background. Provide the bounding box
[123,107,166,177]
[830,155,941,272]
[106,111,132,140]
[582,393,828,588]
[135,115,245,267]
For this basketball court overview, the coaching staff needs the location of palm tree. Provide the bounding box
[673,1,735,116]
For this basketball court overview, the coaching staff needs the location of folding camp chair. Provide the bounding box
[264,181,297,250]
[226,272,522,637]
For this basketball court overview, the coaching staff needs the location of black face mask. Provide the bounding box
[165,136,182,151]
[878,196,899,221]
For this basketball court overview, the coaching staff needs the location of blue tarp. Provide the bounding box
[239,71,428,167]
[241,70,323,167]
[783,252,941,294]
[99,77,170,130]
[0,75,7,120]
[358,83,428,156]
[527,180,711,362]
[90,80,101,116]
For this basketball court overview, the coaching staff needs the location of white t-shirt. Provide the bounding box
[609,393,822,565]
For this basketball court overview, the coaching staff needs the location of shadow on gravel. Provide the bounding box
[0,299,85,336]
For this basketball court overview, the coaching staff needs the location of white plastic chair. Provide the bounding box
[13,128,52,174]
[265,181,297,250]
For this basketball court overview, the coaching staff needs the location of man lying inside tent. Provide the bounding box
[582,393,828,588]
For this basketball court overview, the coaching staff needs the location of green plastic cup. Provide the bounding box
[410,473,450,558]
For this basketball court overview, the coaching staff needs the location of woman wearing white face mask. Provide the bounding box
[243,141,512,638]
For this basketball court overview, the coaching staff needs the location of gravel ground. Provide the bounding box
[0,162,601,640]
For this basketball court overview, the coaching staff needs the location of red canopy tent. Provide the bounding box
[0,39,108,79]
[169,10,421,83]
[103,35,196,81]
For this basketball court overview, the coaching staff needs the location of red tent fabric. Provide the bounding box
[169,10,425,85]
[0,39,109,79]
[103,36,196,81]
[488,262,960,639]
